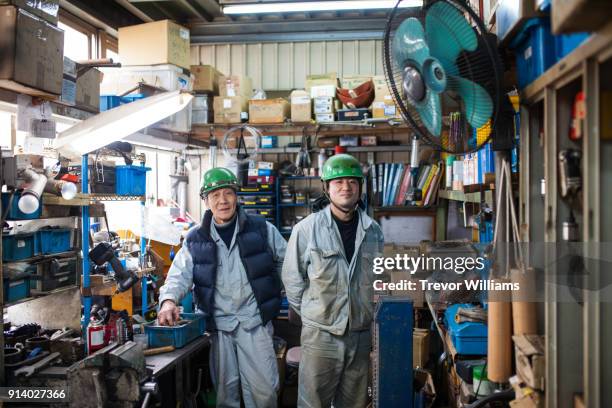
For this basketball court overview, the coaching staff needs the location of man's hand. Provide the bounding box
[158,300,180,326]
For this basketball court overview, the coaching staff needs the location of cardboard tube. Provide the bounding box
[511,268,538,335]
[488,279,513,383]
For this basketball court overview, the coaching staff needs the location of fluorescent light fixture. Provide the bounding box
[223,0,422,14]
[54,91,193,160]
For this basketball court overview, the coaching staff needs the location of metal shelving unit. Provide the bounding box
[518,21,612,408]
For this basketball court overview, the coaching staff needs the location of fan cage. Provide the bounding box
[383,0,503,154]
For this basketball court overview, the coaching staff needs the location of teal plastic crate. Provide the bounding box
[115,165,151,196]
[2,233,37,262]
[4,277,31,303]
[145,313,205,348]
[37,228,73,255]
[1,191,42,220]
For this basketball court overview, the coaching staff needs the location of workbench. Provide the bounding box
[145,335,210,406]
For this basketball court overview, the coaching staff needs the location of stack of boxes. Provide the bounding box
[0,1,63,97]
[100,19,193,129]
[306,73,339,123]
[371,75,398,119]
[213,75,252,124]
[191,65,221,125]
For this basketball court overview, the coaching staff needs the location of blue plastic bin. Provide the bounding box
[1,192,42,220]
[4,277,31,303]
[100,95,123,111]
[510,18,556,89]
[2,233,37,262]
[115,165,150,196]
[121,94,146,104]
[37,228,73,255]
[556,32,590,60]
[145,313,205,348]
[445,304,488,355]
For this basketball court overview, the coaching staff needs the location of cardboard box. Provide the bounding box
[413,329,430,368]
[310,84,337,99]
[191,65,222,94]
[513,335,545,391]
[552,0,611,34]
[257,161,276,170]
[260,136,278,149]
[316,113,334,123]
[339,136,358,147]
[100,64,193,96]
[213,96,248,124]
[119,20,190,69]
[341,75,372,90]
[249,99,290,124]
[76,68,101,112]
[305,72,338,92]
[0,6,63,96]
[372,99,398,119]
[219,75,253,98]
[314,96,337,114]
[290,90,311,122]
[510,392,543,408]
[337,108,370,121]
[361,136,377,146]
[0,0,59,25]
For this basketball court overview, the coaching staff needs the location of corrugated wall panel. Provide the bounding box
[191,39,384,90]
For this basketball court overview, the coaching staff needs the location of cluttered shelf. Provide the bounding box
[438,189,494,206]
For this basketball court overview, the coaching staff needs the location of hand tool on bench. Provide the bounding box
[143,346,175,356]
[14,352,61,377]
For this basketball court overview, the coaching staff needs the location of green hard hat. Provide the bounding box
[200,167,238,198]
[321,154,363,182]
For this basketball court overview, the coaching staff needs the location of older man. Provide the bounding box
[282,154,384,408]
[158,167,287,408]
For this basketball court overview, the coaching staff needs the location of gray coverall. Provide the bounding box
[159,217,287,408]
[281,205,384,408]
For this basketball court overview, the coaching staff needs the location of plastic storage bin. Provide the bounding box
[4,277,31,303]
[556,32,590,60]
[30,256,77,293]
[1,192,42,220]
[4,263,33,303]
[510,18,556,89]
[115,165,151,196]
[37,228,73,255]
[445,304,488,355]
[145,313,206,348]
[100,95,123,111]
[2,233,37,262]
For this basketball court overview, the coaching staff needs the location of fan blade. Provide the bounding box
[392,18,430,67]
[415,91,442,137]
[447,75,493,129]
[425,2,477,75]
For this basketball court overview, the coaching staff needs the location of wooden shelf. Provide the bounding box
[191,121,410,141]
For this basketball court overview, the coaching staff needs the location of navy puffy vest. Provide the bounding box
[184,208,281,329]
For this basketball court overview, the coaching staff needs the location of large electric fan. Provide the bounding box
[383,0,502,155]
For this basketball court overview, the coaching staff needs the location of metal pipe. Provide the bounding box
[82,155,92,350]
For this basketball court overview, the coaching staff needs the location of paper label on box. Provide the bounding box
[17,239,26,247]
[384,105,396,116]
[292,96,310,104]
[525,46,532,60]
[223,99,232,109]
[384,95,393,101]
[179,28,189,40]
[373,102,385,109]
